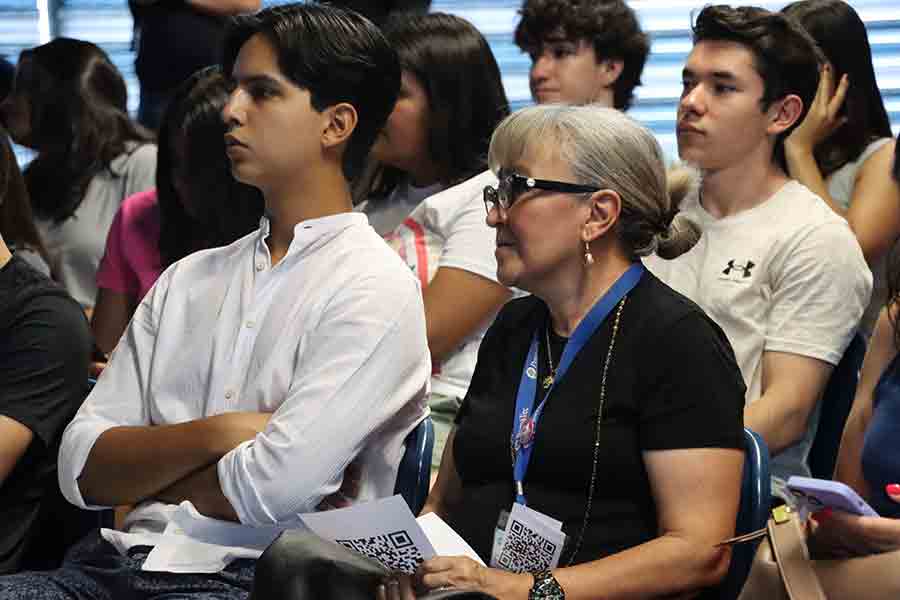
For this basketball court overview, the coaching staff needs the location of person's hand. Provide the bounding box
[375,559,532,600]
[421,557,531,599]
[376,574,416,600]
[786,63,849,153]
[887,483,900,504]
[316,459,362,510]
[808,504,900,558]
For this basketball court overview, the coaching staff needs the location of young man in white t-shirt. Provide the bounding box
[644,5,872,494]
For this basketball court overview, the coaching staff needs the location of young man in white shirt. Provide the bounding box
[514,0,649,109]
[0,4,430,598]
[645,5,872,497]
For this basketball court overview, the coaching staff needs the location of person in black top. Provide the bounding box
[383,105,746,600]
[314,0,431,29]
[0,57,13,102]
[0,128,92,574]
[130,0,260,129]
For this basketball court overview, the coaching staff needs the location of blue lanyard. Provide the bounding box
[511,263,644,505]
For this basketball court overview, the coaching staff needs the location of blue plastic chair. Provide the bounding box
[393,416,434,515]
[808,332,867,480]
[718,427,771,599]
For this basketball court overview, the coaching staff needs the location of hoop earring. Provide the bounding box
[584,241,595,266]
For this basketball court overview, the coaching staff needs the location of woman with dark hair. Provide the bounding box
[357,12,510,231]
[0,132,49,276]
[91,66,264,355]
[0,38,156,313]
[793,144,900,597]
[0,125,92,575]
[357,13,513,469]
[783,0,899,337]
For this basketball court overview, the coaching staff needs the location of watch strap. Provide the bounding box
[528,569,565,600]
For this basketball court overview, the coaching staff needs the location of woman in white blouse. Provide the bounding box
[0,39,156,314]
[356,13,514,467]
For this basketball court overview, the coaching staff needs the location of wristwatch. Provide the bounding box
[529,569,565,600]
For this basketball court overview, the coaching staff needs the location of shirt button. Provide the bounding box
[246,320,255,329]
[225,389,234,400]
[256,262,265,271]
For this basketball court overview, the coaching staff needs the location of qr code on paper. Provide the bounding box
[497,518,558,573]
[336,530,424,574]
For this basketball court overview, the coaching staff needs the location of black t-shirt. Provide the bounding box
[131,0,226,93]
[0,55,15,101]
[0,255,92,574]
[449,272,745,578]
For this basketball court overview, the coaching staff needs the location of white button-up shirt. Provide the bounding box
[58,213,430,572]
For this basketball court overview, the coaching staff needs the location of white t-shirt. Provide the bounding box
[827,137,894,338]
[35,143,157,309]
[378,170,503,399]
[357,179,443,237]
[644,180,872,484]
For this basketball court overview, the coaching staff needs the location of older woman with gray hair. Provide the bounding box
[384,105,747,600]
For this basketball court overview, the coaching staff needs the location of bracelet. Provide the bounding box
[528,569,565,600]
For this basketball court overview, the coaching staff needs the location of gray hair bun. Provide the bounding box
[655,165,701,260]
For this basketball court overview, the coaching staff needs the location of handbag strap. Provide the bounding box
[718,505,827,600]
[766,506,827,600]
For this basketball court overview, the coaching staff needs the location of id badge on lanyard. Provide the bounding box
[497,263,644,571]
[509,262,643,505]
[490,503,566,572]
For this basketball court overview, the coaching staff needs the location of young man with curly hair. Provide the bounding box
[514,0,650,109]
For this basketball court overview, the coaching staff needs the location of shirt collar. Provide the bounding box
[257,212,368,261]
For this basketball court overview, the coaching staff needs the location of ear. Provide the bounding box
[765,94,804,136]
[321,102,358,150]
[582,189,621,242]
[599,59,625,86]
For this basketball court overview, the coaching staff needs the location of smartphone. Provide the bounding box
[786,476,879,517]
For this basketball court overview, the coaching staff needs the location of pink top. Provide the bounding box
[96,189,162,302]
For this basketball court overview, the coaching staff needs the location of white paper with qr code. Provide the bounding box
[495,502,565,573]
[299,495,435,574]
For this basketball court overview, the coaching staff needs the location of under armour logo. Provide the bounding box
[722,259,755,279]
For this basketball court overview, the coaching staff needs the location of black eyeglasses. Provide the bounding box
[483,170,601,215]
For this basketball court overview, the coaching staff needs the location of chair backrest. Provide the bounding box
[393,416,434,515]
[718,427,771,600]
[808,332,867,479]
